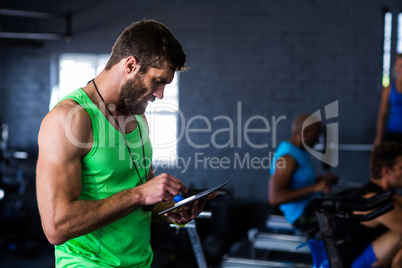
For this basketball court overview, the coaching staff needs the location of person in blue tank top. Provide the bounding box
[269,114,337,237]
[375,53,402,145]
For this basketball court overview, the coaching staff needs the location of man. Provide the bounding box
[333,142,402,268]
[268,114,335,236]
[36,20,215,267]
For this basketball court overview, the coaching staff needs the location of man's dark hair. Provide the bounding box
[370,142,402,179]
[105,20,186,73]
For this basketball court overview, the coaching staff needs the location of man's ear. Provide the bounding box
[381,166,393,179]
[124,56,140,74]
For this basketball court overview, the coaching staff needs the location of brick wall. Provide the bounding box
[1,0,400,204]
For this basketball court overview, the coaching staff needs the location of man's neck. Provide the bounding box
[80,75,134,129]
[83,72,123,113]
[289,135,303,149]
[370,178,389,191]
[94,72,121,103]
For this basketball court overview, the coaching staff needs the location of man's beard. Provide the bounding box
[117,75,150,115]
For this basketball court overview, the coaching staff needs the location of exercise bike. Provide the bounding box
[302,189,395,268]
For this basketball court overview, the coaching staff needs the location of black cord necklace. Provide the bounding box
[91,79,154,211]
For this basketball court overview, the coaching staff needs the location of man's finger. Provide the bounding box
[166,175,188,193]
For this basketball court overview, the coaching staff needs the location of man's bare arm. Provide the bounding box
[374,86,390,145]
[363,194,402,234]
[268,155,328,206]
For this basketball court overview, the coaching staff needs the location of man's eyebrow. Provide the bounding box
[157,77,170,84]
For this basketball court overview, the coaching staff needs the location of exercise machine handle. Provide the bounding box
[312,189,395,221]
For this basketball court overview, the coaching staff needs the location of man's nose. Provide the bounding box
[153,86,165,99]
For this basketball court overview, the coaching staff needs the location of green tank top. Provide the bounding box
[54,88,153,267]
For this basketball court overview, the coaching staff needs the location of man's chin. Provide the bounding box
[124,102,147,115]
[131,107,147,115]
[129,109,146,115]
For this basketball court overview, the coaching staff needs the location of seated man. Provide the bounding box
[268,114,336,236]
[332,142,402,268]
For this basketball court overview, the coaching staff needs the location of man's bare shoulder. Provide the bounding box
[45,99,91,127]
[275,154,297,170]
[50,99,86,115]
[381,85,391,97]
[39,99,93,151]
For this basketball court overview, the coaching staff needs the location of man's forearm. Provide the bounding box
[271,185,318,206]
[41,188,143,245]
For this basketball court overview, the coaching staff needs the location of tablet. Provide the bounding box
[158,181,229,215]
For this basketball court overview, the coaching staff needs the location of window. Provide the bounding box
[398,12,402,53]
[49,53,109,110]
[382,11,402,88]
[382,12,392,88]
[51,53,179,162]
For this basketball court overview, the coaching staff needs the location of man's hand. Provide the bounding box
[314,179,331,194]
[136,173,188,206]
[164,192,218,225]
[315,173,338,194]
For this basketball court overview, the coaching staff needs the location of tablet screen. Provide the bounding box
[158,181,228,215]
